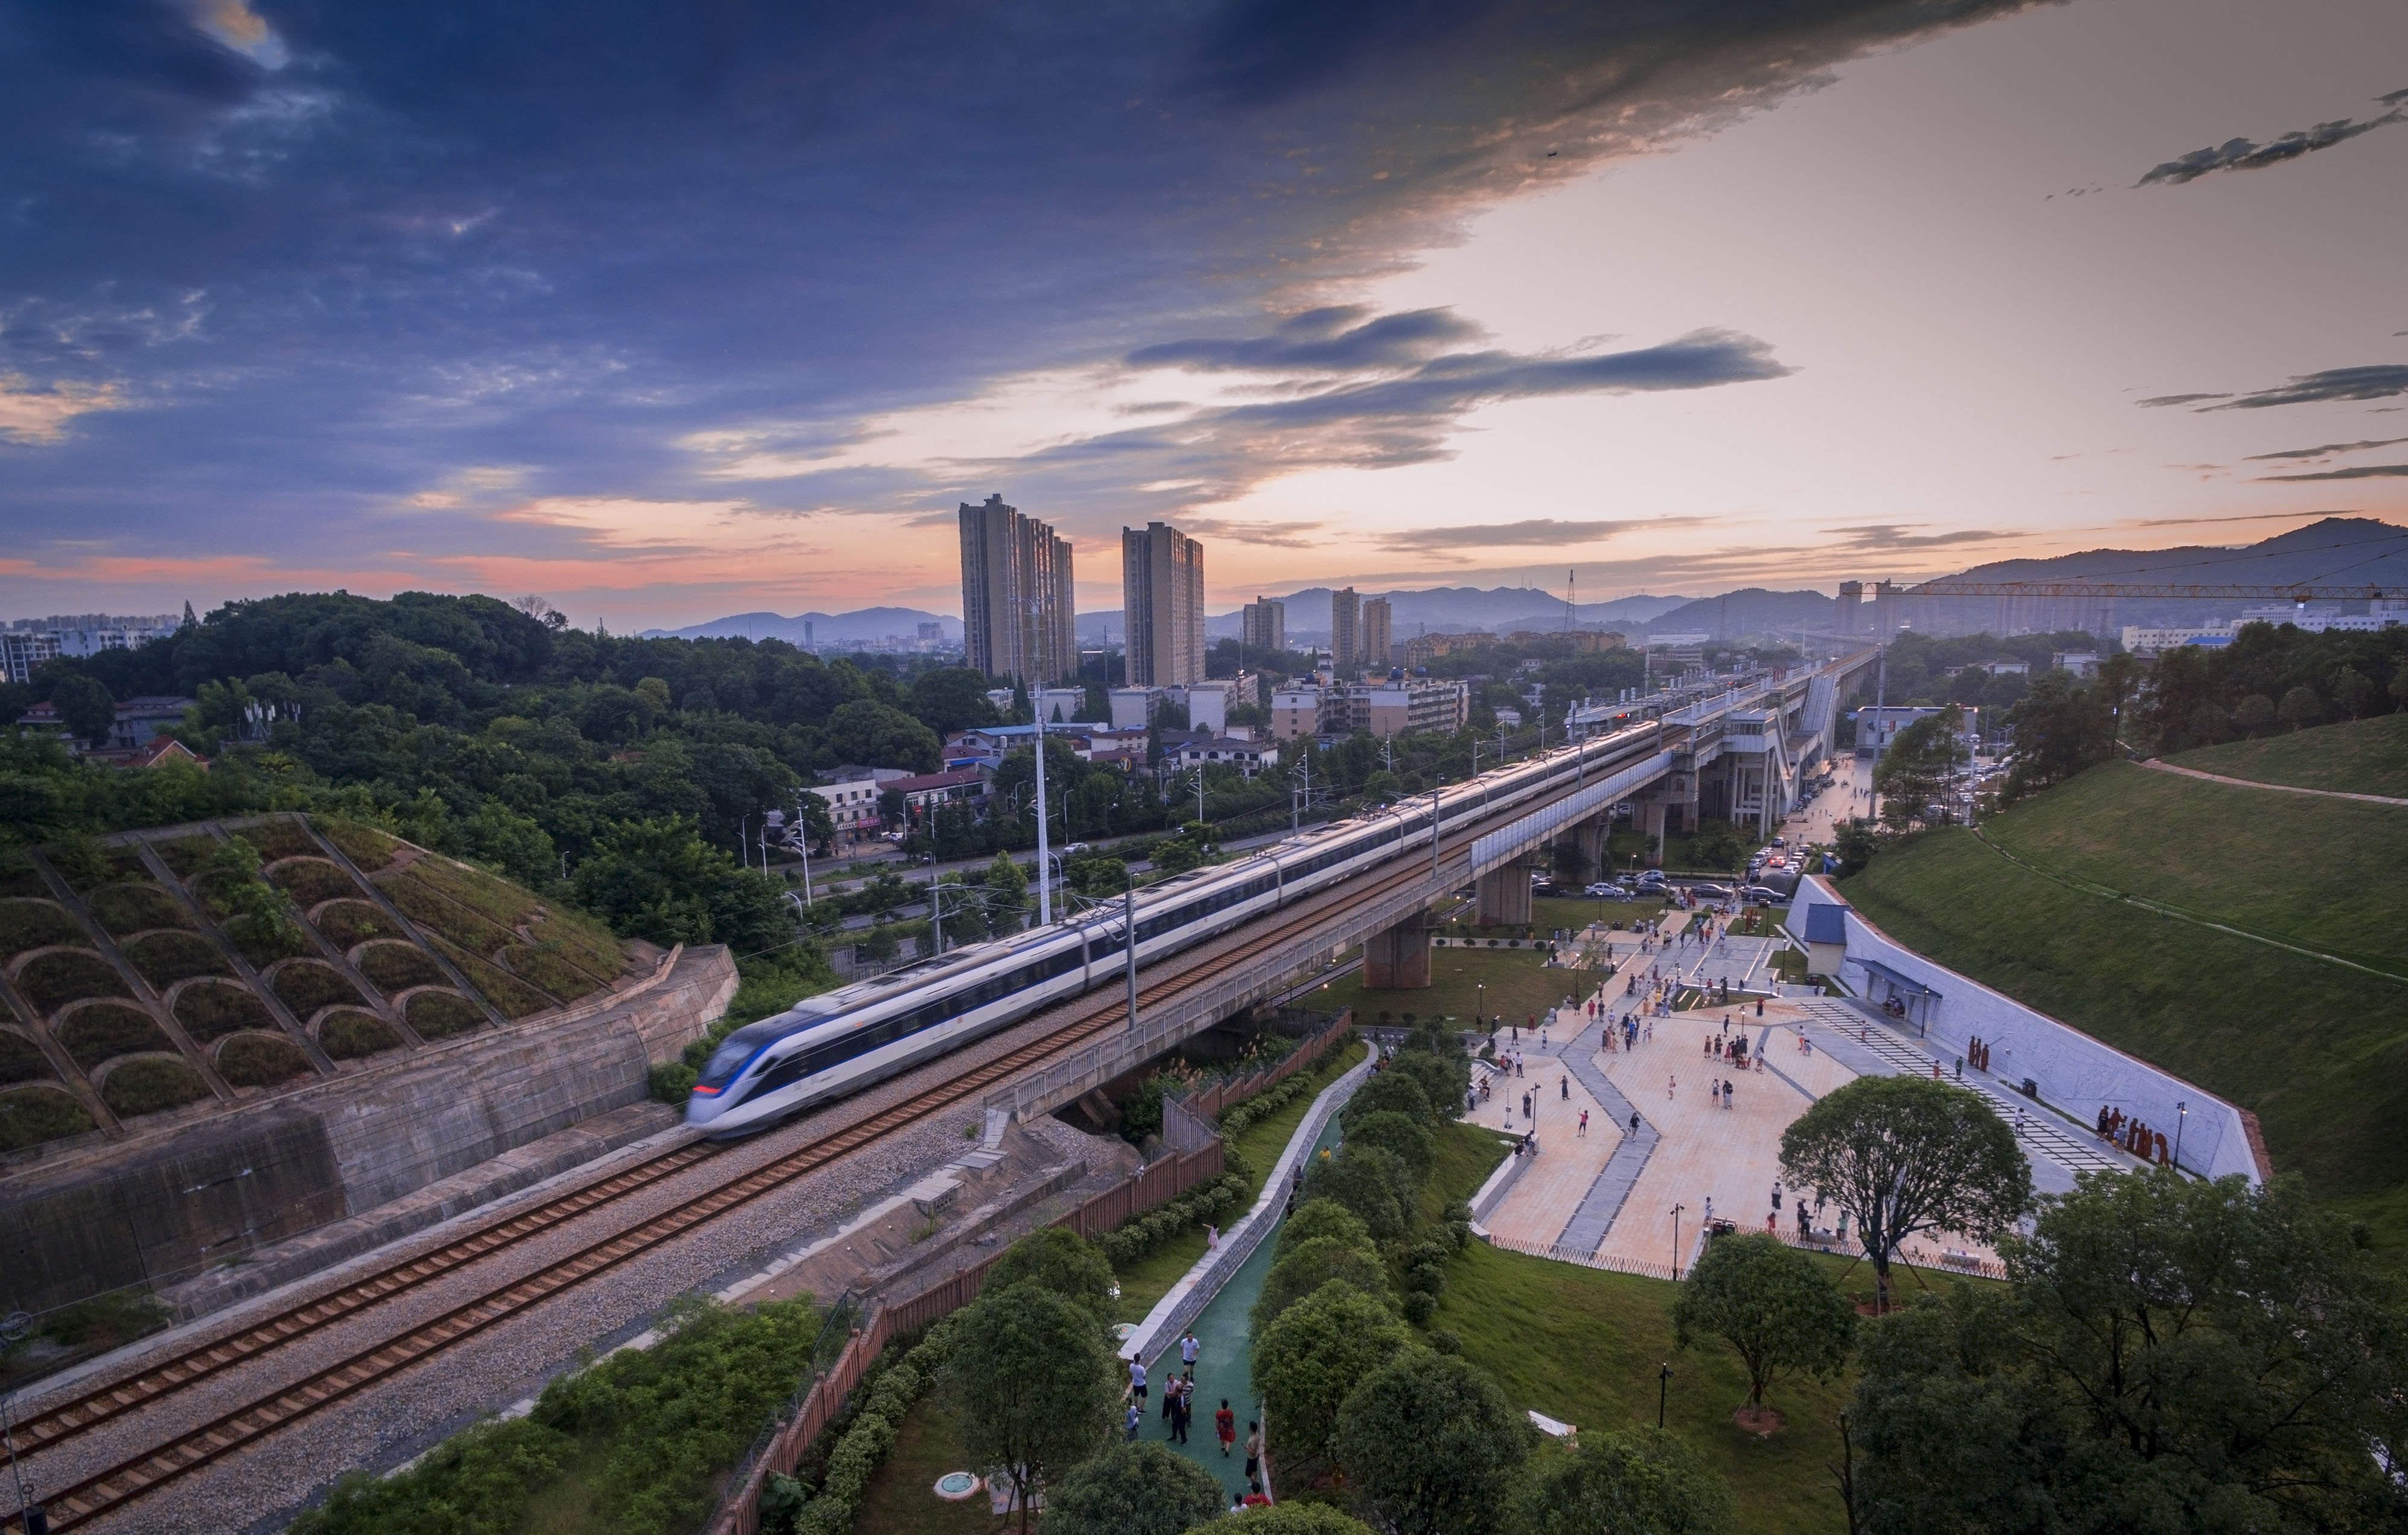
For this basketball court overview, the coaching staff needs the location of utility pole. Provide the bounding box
[796,797,814,906]
[1124,883,1141,1031]
[1033,708,1053,926]
[1431,787,1442,883]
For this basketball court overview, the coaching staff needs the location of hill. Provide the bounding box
[641,606,960,643]
[2166,711,2408,799]
[1229,586,1691,640]
[1839,760,2408,1256]
[1,815,635,1155]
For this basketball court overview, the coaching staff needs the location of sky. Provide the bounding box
[2,0,2404,629]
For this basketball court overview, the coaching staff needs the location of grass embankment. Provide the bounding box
[1841,758,2408,1257]
[1313,948,1588,1035]
[1113,1041,1370,1323]
[2167,711,2408,798]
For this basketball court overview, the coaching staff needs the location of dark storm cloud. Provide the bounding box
[2242,437,2408,461]
[1380,517,1707,553]
[2136,93,2408,186]
[2254,463,2408,482]
[0,0,2041,577]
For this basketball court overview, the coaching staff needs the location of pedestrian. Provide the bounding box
[1579,1109,1589,1136]
[1797,1201,1811,1239]
[1128,1356,1147,1406]
[1162,1370,1177,1422]
[1217,1400,1237,1457]
[1772,1180,1782,1210]
[1172,1384,1191,1444]
[1560,1074,1569,1101]
[1126,1402,1142,1440]
[1244,1422,1263,1483]
[1704,1196,1714,1223]
[1629,1111,1640,1135]
[1522,1090,1533,1119]
[1667,1075,1677,1099]
[1181,1331,1200,1371]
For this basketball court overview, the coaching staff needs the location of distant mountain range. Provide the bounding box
[645,518,2408,649]
[641,607,961,643]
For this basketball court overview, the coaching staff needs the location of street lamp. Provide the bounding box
[1670,1201,1685,1278]
[2173,1101,2187,1173]
[1658,1361,1673,1429]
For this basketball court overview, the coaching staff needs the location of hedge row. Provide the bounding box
[1098,1172,1249,1268]
[765,1317,957,1535]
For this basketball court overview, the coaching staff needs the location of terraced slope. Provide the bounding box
[1840,760,2408,1257]
[0,815,635,1155]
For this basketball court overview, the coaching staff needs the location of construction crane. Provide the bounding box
[1890,579,2407,602]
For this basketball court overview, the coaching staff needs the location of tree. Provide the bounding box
[2330,665,2374,720]
[1250,1282,1413,1468]
[946,1285,1119,1534]
[49,672,117,748]
[907,667,1003,737]
[1041,1441,1224,1535]
[1690,819,1746,877]
[1343,1109,1435,1183]
[1850,1172,2408,1535]
[1275,1198,1375,1263]
[984,850,1029,932]
[2233,692,2277,735]
[2277,684,2323,732]
[1671,1233,1854,1413]
[1779,1076,2030,1312]
[569,816,789,951]
[982,1227,1119,1333]
[1386,1049,1468,1123]
[1833,820,1880,879]
[823,698,940,771]
[2391,659,2408,712]
[1252,1236,1392,1335]
[1872,707,1965,831]
[1179,1506,1377,1534]
[2001,672,2108,799]
[1330,1350,1529,1535]
[1299,1144,1416,1244]
[1512,1427,1735,1535]
[1345,1070,1434,1127]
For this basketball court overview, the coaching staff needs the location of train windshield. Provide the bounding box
[695,1019,793,1090]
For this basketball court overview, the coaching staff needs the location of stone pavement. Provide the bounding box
[1463,1046,1624,1245]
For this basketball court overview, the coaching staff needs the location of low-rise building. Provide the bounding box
[1363,676,1469,738]
[1164,734,1271,778]
[806,767,910,845]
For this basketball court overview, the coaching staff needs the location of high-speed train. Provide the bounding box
[686,719,1662,1136]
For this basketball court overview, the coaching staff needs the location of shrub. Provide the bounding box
[0,1029,54,1085]
[174,980,273,1042]
[1276,1199,1376,1265]
[58,1003,173,1069]
[17,950,129,1015]
[217,1032,314,1087]
[320,1009,403,1058]
[86,883,195,937]
[1100,1172,1250,1267]
[293,1417,575,1535]
[100,1057,210,1117]
[1345,1109,1436,1183]
[1298,1145,1416,1244]
[273,961,366,1018]
[356,942,446,995]
[268,858,361,907]
[311,900,394,949]
[1345,1070,1434,1128]
[772,1315,957,1535]
[0,898,89,960]
[0,1084,95,1151]
[405,989,486,1040]
[124,930,231,990]
[1253,1237,1393,1335]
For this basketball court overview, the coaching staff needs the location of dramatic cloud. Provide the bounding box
[2137,92,2407,186]
[0,0,2036,609]
[1378,518,1705,553]
[2254,463,2408,482]
[1820,524,2020,552]
[2242,437,2408,460]
[2135,393,2231,407]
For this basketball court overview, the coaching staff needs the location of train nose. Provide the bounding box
[684,1090,727,1127]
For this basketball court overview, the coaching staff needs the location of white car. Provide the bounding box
[1583,883,1634,900]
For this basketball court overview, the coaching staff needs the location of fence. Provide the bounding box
[1483,1225,2009,1285]
[1176,1009,1353,1120]
[707,1137,1231,1534]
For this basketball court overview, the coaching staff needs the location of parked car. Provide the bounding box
[1689,883,1733,899]
[1584,883,1635,900]
[1741,885,1784,904]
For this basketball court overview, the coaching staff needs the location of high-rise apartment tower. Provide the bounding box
[958,494,1077,682]
[1360,596,1392,673]
[1331,587,1361,673]
[1122,521,1206,687]
[1241,597,1285,656]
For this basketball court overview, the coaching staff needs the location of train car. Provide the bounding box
[685,720,1660,1136]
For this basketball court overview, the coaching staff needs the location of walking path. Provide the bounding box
[2140,757,2408,807]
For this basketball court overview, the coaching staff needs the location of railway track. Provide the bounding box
[10,795,1545,1533]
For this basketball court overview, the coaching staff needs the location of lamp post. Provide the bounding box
[1475,980,1486,1036]
[2173,1101,2187,1174]
[1670,1201,1685,1277]
[1033,711,1053,926]
[1658,1362,1673,1429]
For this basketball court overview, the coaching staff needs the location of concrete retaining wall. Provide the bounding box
[0,944,737,1317]
[1788,877,2262,1183]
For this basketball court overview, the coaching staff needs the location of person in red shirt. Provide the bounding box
[1215,1399,1236,1457]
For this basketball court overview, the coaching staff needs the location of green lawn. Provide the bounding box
[848,1393,996,1535]
[2167,711,2408,799]
[1433,1241,1857,1534]
[1842,775,2408,1262]
[1314,947,1586,1035]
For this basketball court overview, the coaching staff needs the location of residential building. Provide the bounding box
[1270,684,1327,742]
[1360,597,1392,675]
[1976,659,2030,675]
[1034,686,1084,724]
[1854,707,1976,757]
[2052,651,2102,676]
[1122,521,1206,687]
[2120,624,2238,657]
[883,767,991,824]
[1241,597,1285,655]
[957,493,1077,682]
[1401,632,1486,667]
[1183,679,1234,735]
[1,631,61,685]
[1109,686,1165,729]
[1362,676,1469,738]
[1331,588,1361,674]
[805,767,910,846]
[1165,734,1271,778]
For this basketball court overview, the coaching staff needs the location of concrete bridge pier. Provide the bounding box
[1574,813,1612,882]
[1637,796,1668,869]
[1474,854,1538,926]
[1363,912,1433,988]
